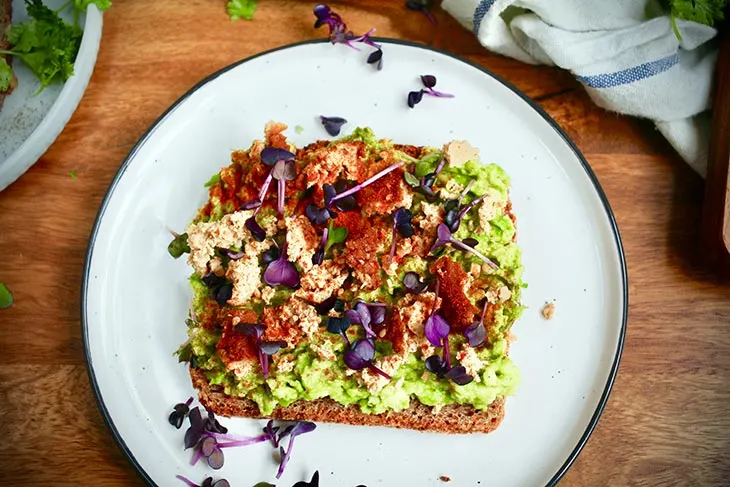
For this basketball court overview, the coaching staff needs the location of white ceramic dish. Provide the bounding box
[83,39,627,487]
[0,0,103,191]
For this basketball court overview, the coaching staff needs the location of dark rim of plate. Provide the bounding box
[81,37,628,487]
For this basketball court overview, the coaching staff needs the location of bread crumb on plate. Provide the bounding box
[541,301,556,320]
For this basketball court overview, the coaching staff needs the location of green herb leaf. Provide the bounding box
[415,152,442,178]
[227,0,257,21]
[204,173,221,187]
[669,0,726,26]
[294,125,304,134]
[69,170,77,179]
[0,283,13,310]
[0,58,13,92]
[74,0,112,12]
[403,171,420,187]
[2,0,83,91]
[325,221,348,251]
[175,342,192,363]
[168,232,190,258]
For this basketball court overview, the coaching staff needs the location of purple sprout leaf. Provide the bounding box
[200,436,217,457]
[276,421,317,479]
[207,447,225,470]
[235,323,267,338]
[320,116,348,136]
[271,160,296,181]
[240,198,262,210]
[407,89,424,108]
[424,354,447,377]
[184,407,205,449]
[212,481,231,487]
[464,321,487,348]
[445,365,474,386]
[205,410,228,434]
[326,316,352,334]
[293,471,320,487]
[261,147,295,167]
[224,249,245,260]
[394,207,415,238]
[429,223,452,253]
[425,87,455,98]
[403,272,427,294]
[261,245,280,264]
[462,237,479,248]
[259,340,288,356]
[369,304,386,325]
[367,49,383,70]
[420,74,437,88]
[424,313,450,347]
[343,338,376,369]
[312,226,328,266]
[264,245,300,288]
[245,216,266,242]
[214,283,233,306]
[305,204,332,225]
[176,475,202,487]
[263,420,280,447]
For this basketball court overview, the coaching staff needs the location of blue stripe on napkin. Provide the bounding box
[473,0,497,35]
[576,53,680,88]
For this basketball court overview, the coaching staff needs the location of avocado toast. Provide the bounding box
[175,122,525,434]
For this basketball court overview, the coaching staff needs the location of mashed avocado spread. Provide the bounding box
[175,125,525,417]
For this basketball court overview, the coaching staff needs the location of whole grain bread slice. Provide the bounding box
[190,367,505,434]
[0,0,13,111]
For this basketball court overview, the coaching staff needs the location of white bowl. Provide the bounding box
[0,0,103,191]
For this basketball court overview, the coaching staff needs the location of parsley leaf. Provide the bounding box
[227,0,257,21]
[0,283,13,310]
[0,59,13,92]
[325,221,348,251]
[74,0,112,11]
[665,0,727,40]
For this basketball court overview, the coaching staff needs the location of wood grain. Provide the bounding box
[0,1,729,485]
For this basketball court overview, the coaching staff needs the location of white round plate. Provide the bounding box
[83,39,627,487]
[0,0,103,191]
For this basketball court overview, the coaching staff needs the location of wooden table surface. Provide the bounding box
[1,1,729,485]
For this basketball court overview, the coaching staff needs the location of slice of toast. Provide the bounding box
[0,0,13,111]
[191,368,505,434]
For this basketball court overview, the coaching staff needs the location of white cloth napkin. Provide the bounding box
[442,0,719,176]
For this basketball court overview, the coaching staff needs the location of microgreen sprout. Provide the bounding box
[264,242,300,288]
[406,0,437,25]
[168,396,194,429]
[293,471,320,487]
[408,75,454,108]
[314,296,345,315]
[464,300,489,348]
[175,475,230,487]
[241,147,296,227]
[314,4,383,69]
[430,223,499,269]
[344,300,385,338]
[343,339,392,379]
[235,323,288,379]
[201,273,234,306]
[320,116,347,136]
[325,161,405,209]
[305,204,332,225]
[326,315,352,346]
[402,272,427,294]
[389,207,414,262]
[276,421,317,478]
[312,226,329,265]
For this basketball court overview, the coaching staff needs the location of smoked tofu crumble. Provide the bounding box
[173,123,526,416]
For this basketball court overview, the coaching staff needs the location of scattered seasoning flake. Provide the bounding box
[0,283,12,309]
[542,301,556,320]
[69,170,77,179]
[295,125,304,134]
[439,475,452,482]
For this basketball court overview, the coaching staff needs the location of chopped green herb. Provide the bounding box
[294,125,304,134]
[175,342,193,363]
[325,220,347,251]
[0,59,12,92]
[403,171,420,187]
[227,0,257,20]
[168,233,190,259]
[664,0,727,40]
[204,173,221,187]
[69,170,77,179]
[0,283,13,310]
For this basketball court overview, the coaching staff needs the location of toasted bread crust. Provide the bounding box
[190,367,505,434]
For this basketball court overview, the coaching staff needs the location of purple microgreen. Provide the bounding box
[240,198,262,211]
[264,420,280,447]
[394,207,415,238]
[424,86,455,98]
[312,226,328,266]
[368,304,386,324]
[430,224,499,269]
[277,178,286,215]
[464,300,489,347]
[402,272,427,294]
[326,316,352,346]
[313,295,344,315]
[235,323,267,339]
[276,421,317,479]
[292,471,320,487]
[200,436,217,457]
[327,161,405,208]
[367,48,383,70]
[259,340,288,356]
[420,74,437,88]
[323,183,355,212]
[207,447,224,469]
[214,283,233,306]
[459,180,475,203]
[245,216,266,242]
[442,334,452,369]
[306,204,332,225]
[343,339,392,379]
[352,301,377,338]
[262,245,280,264]
[407,89,424,108]
[453,193,487,230]
[320,116,347,136]
[184,407,206,449]
[201,273,225,288]
[462,237,479,248]
[175,475,198,487]
[258,171,274,203]
[424,355,447,377]
[264,243,301,288]
[445,365,474,385]
[205,410,228,434]
[261,147,295,167]
[224,249,245,260]
[407,0,437,25]
[168,396,194,429]
[424,312,450,347]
